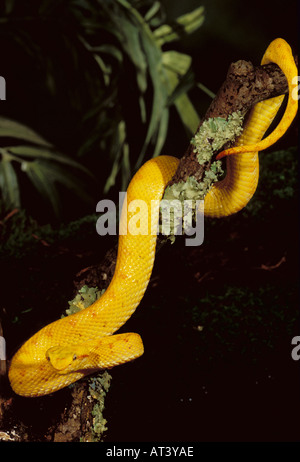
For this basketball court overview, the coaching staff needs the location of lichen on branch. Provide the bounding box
[67,51,296,442]
[159,111,244,238]
[76,55,295,290]
[168,58,293,188]
[192,112,244,163]
[60,285,110,442]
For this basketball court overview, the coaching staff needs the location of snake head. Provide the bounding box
[46,345,78,374]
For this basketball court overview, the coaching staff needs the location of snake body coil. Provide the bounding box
[8,39,298,397]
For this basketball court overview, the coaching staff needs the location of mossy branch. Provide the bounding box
[168,59,295,187]
[56,54,297,442]
[75,56,295,292]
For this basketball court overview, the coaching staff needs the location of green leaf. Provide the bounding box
[174,94,200,135]
[0,158,21,210]
[0,0,206,212]
[152,107,169,158]
[196,82,216,99]
[0,117,53,147]
[153,6,205,46]
[121,142,131,191]
[22,160,92,215]
[104,121,127,194]
[7,145,92,176]
[162,50,192,77]
[104,150,122,194]
[144,1,161,23]
[105,0,170,169]
[162,51,200,134]
[90,44,123,63]
[134,29,169,168]
[36,161,91,201]
[22,160,61,216]
[93,54,112,86]
[4,0,16,15]
[102,0,148,94]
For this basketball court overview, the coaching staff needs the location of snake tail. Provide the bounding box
[203,38,298,218]
[217,38,298,160]
[8,39,297,397]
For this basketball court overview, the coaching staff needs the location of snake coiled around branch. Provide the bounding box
[8,38,298,397]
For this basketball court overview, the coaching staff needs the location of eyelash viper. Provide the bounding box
[8,38,298,397]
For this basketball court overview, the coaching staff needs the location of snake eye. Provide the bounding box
[73,354,77,361]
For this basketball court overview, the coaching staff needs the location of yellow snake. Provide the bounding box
[8,38,298,397]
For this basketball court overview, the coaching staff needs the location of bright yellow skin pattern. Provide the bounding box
[9,156,179,397]
[8,38,297,397]
[204,38,298,217]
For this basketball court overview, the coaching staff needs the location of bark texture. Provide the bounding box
[76,59,294,293]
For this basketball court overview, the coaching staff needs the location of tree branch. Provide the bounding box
[168,60,292,186]
[75,57,296,293]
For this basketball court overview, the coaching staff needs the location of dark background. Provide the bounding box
[0,0,299,442]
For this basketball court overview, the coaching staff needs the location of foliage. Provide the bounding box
[0,146,297,261]
[185,282,297,363]
[0,118,92,216]
[0,208,98,259]
[243,146,298,218]
[0,0,206,217]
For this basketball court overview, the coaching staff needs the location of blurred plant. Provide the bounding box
[0,0,208,217]
[186,283,298,363]
[0,118,92,216]
[243,147,298,217]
